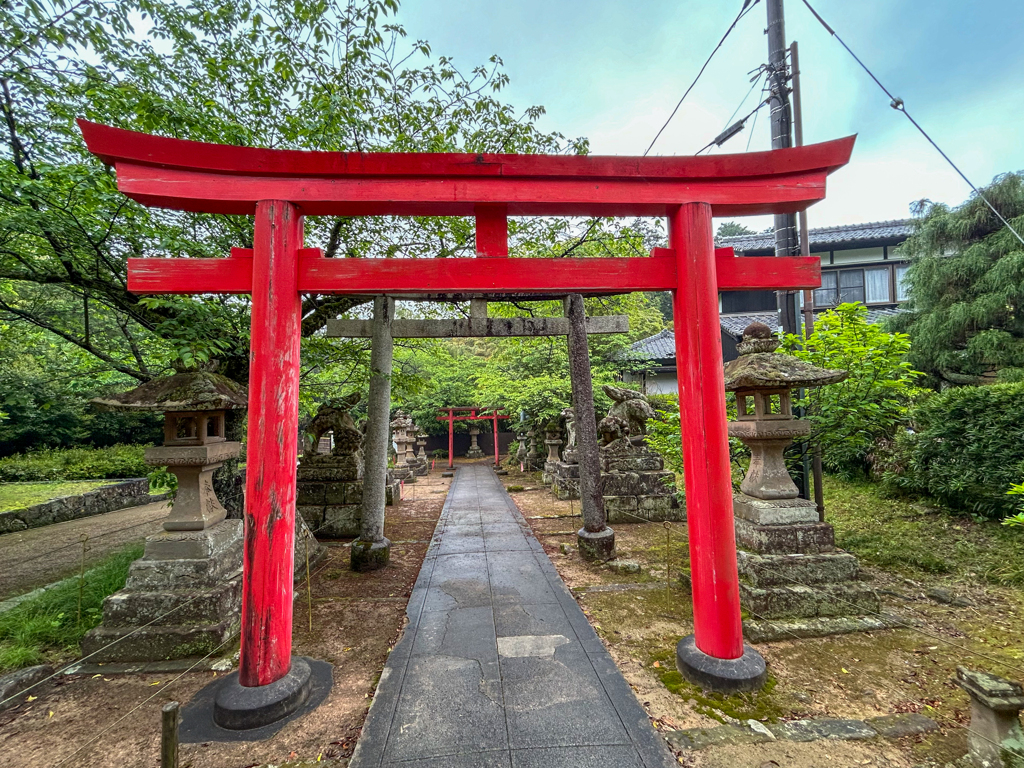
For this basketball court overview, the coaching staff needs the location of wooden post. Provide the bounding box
[239,200,303,687]
[161,701,179,768]
[670,203,744,660]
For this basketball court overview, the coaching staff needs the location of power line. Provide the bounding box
[644,0,761,156]
[799,0,1024,248]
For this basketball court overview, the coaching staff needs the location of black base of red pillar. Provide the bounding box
[675,634,767,693]
[214,656,313,730]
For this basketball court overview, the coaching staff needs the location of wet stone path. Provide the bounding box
[350,463,675,768]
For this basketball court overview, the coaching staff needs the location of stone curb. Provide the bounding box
[665,712,939,751]
[0,478,170,534]
[0,664,55,711]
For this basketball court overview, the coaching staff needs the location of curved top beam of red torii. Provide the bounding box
[78,120,854,297]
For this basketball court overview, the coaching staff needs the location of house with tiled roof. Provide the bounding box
[621,220,914,394]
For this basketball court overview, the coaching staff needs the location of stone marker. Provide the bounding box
[85,372,248,661]
[956,666,1024,768]
[352,297,394,572]
[565,294,615,561]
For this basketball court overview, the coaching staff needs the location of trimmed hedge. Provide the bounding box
[882,383,1024,518]
[0,444,150,483]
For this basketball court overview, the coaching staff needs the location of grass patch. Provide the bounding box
[0,543,142,672]
[0,444,149,483]
[0,480,114,512]
[825,476,1024,586]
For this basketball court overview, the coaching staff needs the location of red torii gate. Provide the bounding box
[78,119,853,711]
[437,407,512,468]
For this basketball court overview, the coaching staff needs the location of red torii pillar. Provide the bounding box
[79,119,853,713]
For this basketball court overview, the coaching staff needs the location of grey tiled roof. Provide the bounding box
[720,219,914,253]
[620,307,906,361]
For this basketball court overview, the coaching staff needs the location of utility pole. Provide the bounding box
[766,0,799,337]
[767,0,812,502]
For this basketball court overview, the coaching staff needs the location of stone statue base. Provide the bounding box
[734,491,880,633]
[551,461,579,500]
[599,440,682,523]
[297,454,364,538]
[82,520,243,663]
[465,446,485,459]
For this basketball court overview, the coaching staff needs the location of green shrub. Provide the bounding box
[0,444,150,482]
[782,303,924,477]
[882,382,1024,518]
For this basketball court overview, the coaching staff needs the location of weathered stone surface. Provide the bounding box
[321,505,362,538]
[866,713,939,739]
[665,724,773,751]
[81,618,239,663]
[603,495,637,522]
[737,550,860,587]
[140,520,243,563]
[734,494,819,526]
[103,579,242,628]
[0,478,158,533]
[297,454,361,482]
[128,520,243,590]
[296,484,326,506]
[743,614,905,643]
[740,582,880,620]
[600,451,664,473]
[0,664,54,711]
[609,559,641,575]
[734,517,835,554]
[768,718,877,742]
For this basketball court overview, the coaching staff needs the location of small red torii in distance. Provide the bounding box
[78,118,853,703]
[436,407,512,468]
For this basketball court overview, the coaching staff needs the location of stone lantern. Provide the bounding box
[84,371,248,662]
[466,425,485,459]
[724,323,845,512]
[724,324,881,636]
[92,371,247,532]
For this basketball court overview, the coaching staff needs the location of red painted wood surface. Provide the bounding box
[447,410,454,469]
[671,203,745,661]
[79,119,853,181]
[78,121,853,218]
[108,162,833,217]
[475,204,508,257]
[239,201,303,687]
[492,412,500,467]
[127,251,820,296]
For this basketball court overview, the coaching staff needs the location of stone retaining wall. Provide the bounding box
[0,479,167,534]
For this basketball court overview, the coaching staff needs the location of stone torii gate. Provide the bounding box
[78,119,854,719]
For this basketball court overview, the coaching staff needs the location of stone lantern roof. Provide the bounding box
[91,371,248,412]
[723,323,846,392]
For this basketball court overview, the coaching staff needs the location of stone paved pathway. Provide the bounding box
[351,463,675,768]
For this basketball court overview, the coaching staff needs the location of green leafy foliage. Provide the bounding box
[781,303,923,476]
[888,173,1024,385]
[0,445,150,482]
[882,383,1024,519]
[0,544,142,671]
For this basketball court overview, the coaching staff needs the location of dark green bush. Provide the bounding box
[0,444,150,482]
[882,382,1024,518]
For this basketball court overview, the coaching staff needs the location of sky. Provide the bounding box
[392,0,1024,231]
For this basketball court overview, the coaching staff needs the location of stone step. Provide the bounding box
[734,517,835,554]
[101,579,241,628]
[740,581,881,620]
[81,619,238,663]
[737,551,860,587]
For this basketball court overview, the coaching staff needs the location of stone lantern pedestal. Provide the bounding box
[725,325,884,640]
[466,426,485,459]
[84,372,248,662]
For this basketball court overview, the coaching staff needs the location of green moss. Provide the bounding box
[647,643,782,723]
[506,485,525,492]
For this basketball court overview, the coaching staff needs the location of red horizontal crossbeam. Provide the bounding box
[127,249,820,295]
[78,120,854,218]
